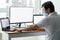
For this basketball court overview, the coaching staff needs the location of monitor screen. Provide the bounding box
[34,16,45,24]
[10,7,33,23]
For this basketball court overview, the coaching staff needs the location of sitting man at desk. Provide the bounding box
[22,1,60,40]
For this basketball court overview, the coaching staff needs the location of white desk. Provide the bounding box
[0,29,46,40]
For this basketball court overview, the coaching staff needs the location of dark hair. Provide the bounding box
[42,1,55,13]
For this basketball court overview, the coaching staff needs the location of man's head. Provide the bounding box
[41,1,55,14]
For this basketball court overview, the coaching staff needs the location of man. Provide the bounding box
[26,1,58,30]
[22,1,59,40]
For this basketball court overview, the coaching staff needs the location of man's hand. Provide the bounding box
[18,24,39,31]
[26,24,39,30]
[13,24,45,32]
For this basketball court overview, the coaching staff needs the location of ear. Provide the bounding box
[47,8,50,13]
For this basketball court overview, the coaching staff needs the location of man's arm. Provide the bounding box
[27,24,39,30]
[22,24,45,31]
[21,24,39,31]
[22,17,47,31]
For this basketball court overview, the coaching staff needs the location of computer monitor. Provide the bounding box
[34,16,45,24]
[10,7,33,23]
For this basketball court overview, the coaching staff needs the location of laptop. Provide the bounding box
[1,18,10,31]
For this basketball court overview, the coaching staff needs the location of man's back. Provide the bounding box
[45,16,60,40]
[46,16,60,34]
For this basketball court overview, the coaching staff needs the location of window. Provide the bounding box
[10,0,41,14]
[0,12,7,18]
[0,0,7,8]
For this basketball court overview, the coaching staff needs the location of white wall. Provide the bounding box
[41,0,50,5]
[50,0,60,15]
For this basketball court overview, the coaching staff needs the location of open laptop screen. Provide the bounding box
[1,18,10,31]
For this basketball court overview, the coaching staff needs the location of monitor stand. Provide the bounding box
[18,23,21,28]
[16,23,26,28]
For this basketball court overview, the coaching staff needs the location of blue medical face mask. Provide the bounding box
[42,11,48,16]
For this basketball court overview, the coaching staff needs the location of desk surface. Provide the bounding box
[4,28,45,34]
[0,28,46,39]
